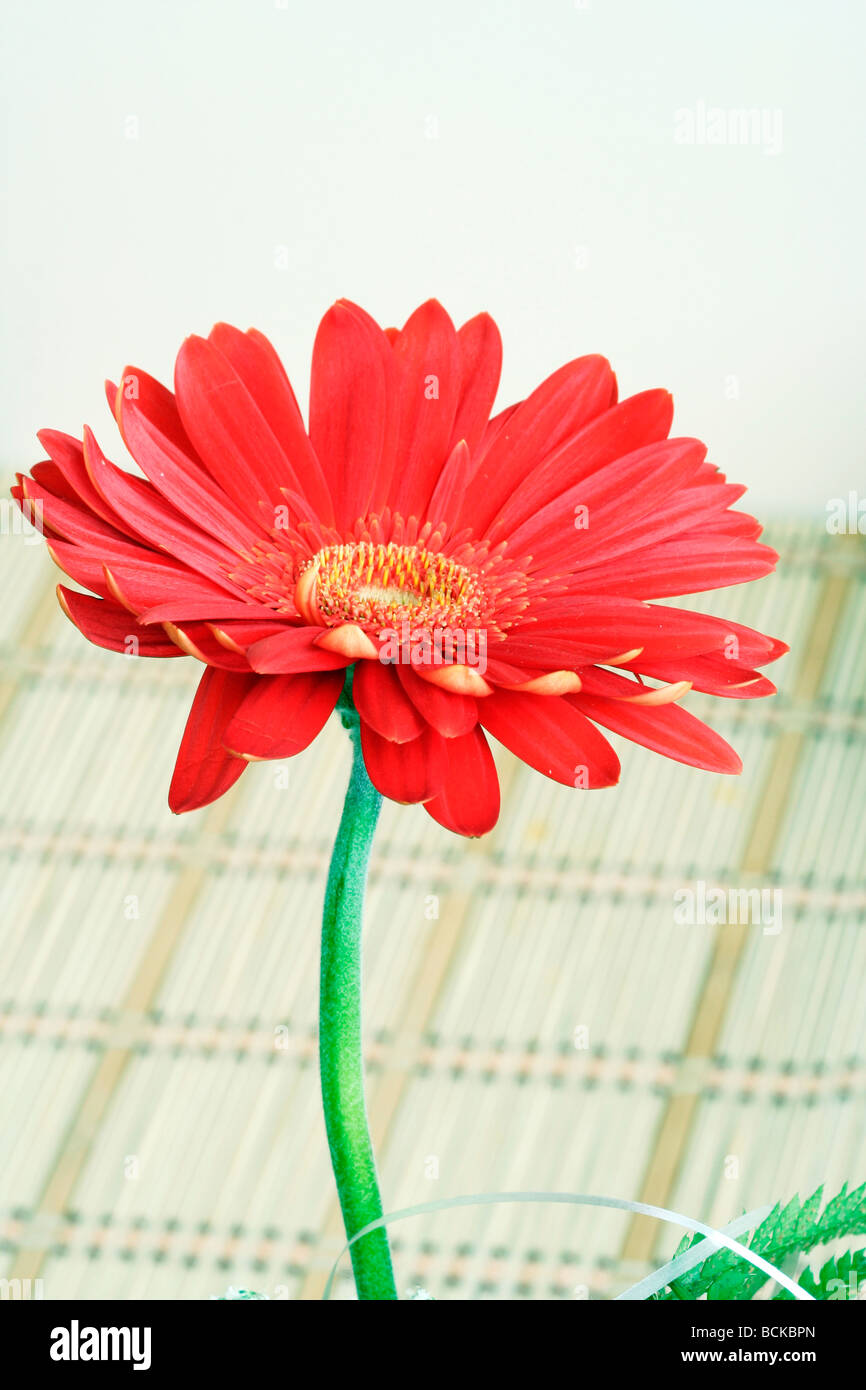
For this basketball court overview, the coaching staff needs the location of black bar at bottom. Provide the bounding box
[1,1295,858,1375]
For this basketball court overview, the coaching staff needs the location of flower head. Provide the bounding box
[15,300,786,835]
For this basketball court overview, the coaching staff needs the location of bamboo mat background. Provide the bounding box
[0,517,863,1300]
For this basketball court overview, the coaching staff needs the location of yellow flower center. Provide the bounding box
[298,541,485,631]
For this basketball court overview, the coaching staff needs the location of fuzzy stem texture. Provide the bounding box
[319,674,397,1300]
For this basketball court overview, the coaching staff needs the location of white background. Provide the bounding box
[3,0,863,516]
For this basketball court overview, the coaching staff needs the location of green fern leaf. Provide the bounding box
[650,1181,866,1301]
[774,1247,866,1301]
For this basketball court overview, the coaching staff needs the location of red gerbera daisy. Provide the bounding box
[14,299,786,836]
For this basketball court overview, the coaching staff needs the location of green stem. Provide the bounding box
[319,671,397,1300]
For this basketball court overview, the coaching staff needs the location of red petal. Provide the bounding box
[522,436,707,571]
[352,659,426,742]
[499,388,674,544]
[396,661,478,736]
[426,440,473,527]
[103,559,246,618]
[173,334,306,526]
[246,626,353,674]
[448,313,503,461]
[425,727,500,835]
[309,300,393,529]
[568,535,779,598]
[37,429,135,534]
[169,668,256,812]
[389,299,460,521]
[224,670,344,758]
[679,616,788,666]
[483,656,539,686]
[44,538,113,598]
[570,482,744,574]
[456,355,617,536]
[58,586,182,657]
[480,689,620,787]
[569,688,742,773]
[115,403,255,556]
[506,599,787,668]
[19,473,141,551]
[116,367,197,460]
[163,622,252,669]
[140,600,271,625]
[207,619,294,653]
[501,598,741,668]
[207,323,333,523]
[629,653,777,699]
[84,426,252,576]
[360,722,445,803]
[30,460,87,506]
[476,402,521,458]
